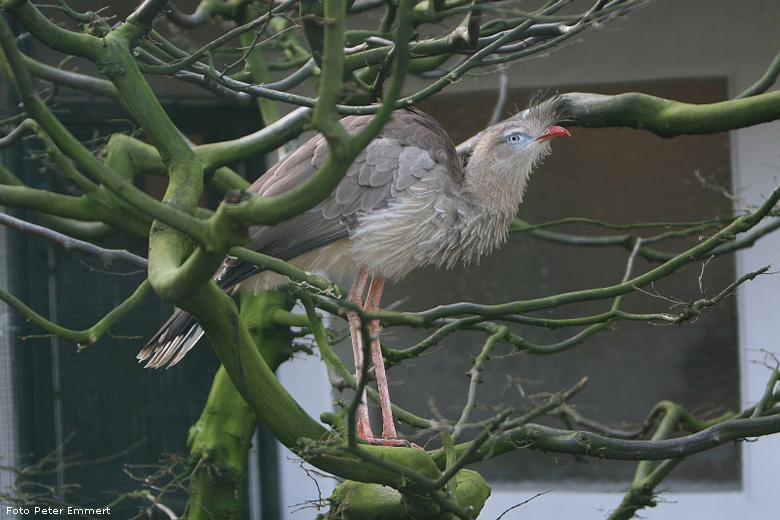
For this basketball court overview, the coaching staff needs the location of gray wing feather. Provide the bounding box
[219,108,460,289]
[216,212,348,288]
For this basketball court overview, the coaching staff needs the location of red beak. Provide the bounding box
[536,125,571,141]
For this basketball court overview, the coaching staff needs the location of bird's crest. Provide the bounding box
[517,92,568,126]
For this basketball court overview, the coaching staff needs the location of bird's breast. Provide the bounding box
[347,186,510,280]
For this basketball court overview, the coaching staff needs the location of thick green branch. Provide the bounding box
[95,30,241,304]
[0,17,208,242]
[181,282,442,491]
[100,33,202,187]
[1,0,103,58]
[564,90,780,137]
[186,291,296,520]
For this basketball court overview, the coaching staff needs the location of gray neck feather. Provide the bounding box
[450,95,564,263]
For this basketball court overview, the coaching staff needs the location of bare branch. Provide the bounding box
[0,211,147,269]
[737,49,780,98]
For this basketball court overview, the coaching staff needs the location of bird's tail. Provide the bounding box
[137,309,204,368]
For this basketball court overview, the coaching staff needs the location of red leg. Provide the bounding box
[363,275,399,440]
[348,271,418,448]
[347,268,373,439]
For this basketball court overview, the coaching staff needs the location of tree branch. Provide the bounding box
[0,211,147,268]
[0,279,152,347]
[564,90,780,137]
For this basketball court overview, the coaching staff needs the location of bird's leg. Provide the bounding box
[348,270,416,447]
[347,268,374,439]
[363,274,399,440]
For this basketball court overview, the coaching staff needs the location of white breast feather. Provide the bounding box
[349,180,512,281]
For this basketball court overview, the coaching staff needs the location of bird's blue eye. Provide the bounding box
[505,133,527,145]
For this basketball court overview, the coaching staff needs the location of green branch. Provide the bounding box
[179,282,441,491]
[185,290,296,520]
[1,0,103,59]
[367,185,780,325]
[96,28,245,304]
[0,17,209,242]
[565,90,780,137]
[99,33,200,184]
[0,280,152,347]
[103,134,250,196]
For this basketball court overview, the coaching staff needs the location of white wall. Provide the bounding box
[276,349,339,518]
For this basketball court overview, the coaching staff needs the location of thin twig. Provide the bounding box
[452,326,508,442]
[0,212,147,269]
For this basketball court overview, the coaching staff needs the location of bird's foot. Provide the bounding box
[363,436,424,450]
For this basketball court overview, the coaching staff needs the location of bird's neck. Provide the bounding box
[461,154,532,226]
[440,155,533,266]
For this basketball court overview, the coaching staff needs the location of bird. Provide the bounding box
[138,95,570,445]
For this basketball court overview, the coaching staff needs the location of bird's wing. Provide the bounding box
[217,107,461,289]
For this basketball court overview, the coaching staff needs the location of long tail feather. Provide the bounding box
[137,309,204,368]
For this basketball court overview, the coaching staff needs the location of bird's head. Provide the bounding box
[464,95,570,203]
[474,95,569,167]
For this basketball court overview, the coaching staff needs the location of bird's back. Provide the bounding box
[217,107,463,289]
